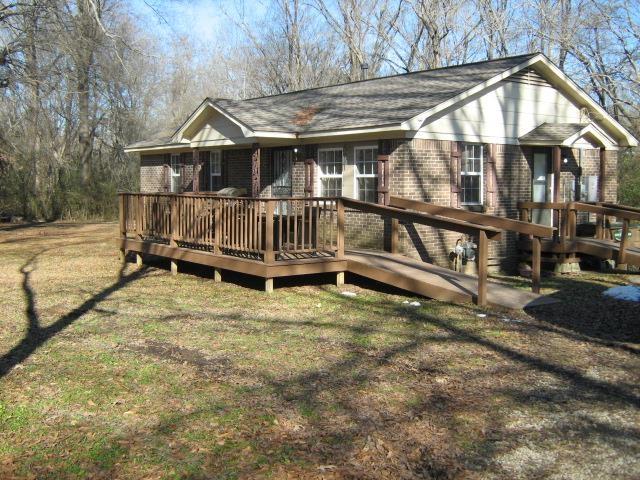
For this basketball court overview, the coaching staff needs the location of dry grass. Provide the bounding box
[0,222,638,479]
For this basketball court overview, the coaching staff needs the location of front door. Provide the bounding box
[532,150,553,225]
[272,150,293,197]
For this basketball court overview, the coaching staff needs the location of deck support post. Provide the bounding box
[170,260,178,275]
[531,236,541,294]
[136,253,143,268]
[214,268,222,282]
[265,278,273,293]
[336,271,345,286]
[476,230,488,307]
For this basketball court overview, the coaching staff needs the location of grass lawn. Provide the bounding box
[0,222,638,479]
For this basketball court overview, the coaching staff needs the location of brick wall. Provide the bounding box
[138,142,618,271]
[140,154,166,193]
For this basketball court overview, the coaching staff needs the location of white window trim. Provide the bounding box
[170,153,181,193]
[353,146,378,200]
[317,147,344,197]
[460,144,484,206]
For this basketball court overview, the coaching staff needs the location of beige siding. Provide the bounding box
[417,80,584,144]
[190,111,245,143]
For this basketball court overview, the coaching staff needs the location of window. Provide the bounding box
[580,175,598,202]
[318,148,343,197]
[461,144,483,205]
[355,146,378,202]
[170,154,181,193]
[208,150,222,190]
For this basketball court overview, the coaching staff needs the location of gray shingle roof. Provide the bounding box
[519,123,586,144]
[126,128,182,150]
[213,54,537,133]
[126,53,540,150]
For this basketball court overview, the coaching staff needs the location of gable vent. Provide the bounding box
[505,68,551,87]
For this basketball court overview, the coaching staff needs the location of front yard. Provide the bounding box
[0,223,638,479]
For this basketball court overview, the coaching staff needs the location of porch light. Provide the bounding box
[563,157,568,164]
[293,148,298,153]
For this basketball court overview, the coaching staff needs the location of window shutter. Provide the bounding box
[450,141,461,207]
[486,144,496,208]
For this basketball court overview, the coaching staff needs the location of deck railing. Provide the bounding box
[119,193,342,263]
[517,201,640,265]
[389,196,554,293]
[342,198,503,305]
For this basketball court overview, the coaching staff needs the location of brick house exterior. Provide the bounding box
[129,53,634,272]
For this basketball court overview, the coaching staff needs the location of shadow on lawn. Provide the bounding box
[0,251,148,379]
[111,288,640,478]
[522,273,640,347]
[6,248,639,478]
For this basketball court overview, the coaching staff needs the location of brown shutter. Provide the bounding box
[450,141,461,207]
[486,144,496,208]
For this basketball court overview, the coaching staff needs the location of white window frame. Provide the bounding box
[354,145,378,201]
[460,144,484,206]
[207,150,222,190]
[317,147,344,197]
[170,154,181,193]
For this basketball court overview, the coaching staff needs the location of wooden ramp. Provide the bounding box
[575,237,640,266]
[345,249,557,310]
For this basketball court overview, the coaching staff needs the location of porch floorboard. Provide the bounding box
[345,249,557,310]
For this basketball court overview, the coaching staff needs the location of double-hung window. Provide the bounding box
[170,154,181,193]
[318,148,343,197]
[461,144,483,205]
[355,146,378,202]
[208,150,222,190]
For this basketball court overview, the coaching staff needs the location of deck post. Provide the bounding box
[118,194,126,238]
[617,218,629,267]
[213,198,221,255]
[170,195,178,248]
[337,198,345,258]
[136,194,144,239]
[265,200,275,263]
[477,230,488,306]
[568,205,577,241]
[336,271,345,286]
[265,278,274,293]
[170,260,178,275]
[214,268,222,282]
[531,236,541,294]
[390,218,399,254]
[251,143,261,198]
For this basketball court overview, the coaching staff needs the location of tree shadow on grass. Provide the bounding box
[0,251,149,379]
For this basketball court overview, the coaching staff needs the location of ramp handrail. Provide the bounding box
[342,197,502,306]
[391,196,553,293]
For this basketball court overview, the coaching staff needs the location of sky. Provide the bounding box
[128,0,267,48]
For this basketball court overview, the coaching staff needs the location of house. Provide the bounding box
[124,53,637,271]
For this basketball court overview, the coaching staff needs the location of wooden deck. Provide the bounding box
[118,193,560,309]
[345,249,556,310]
